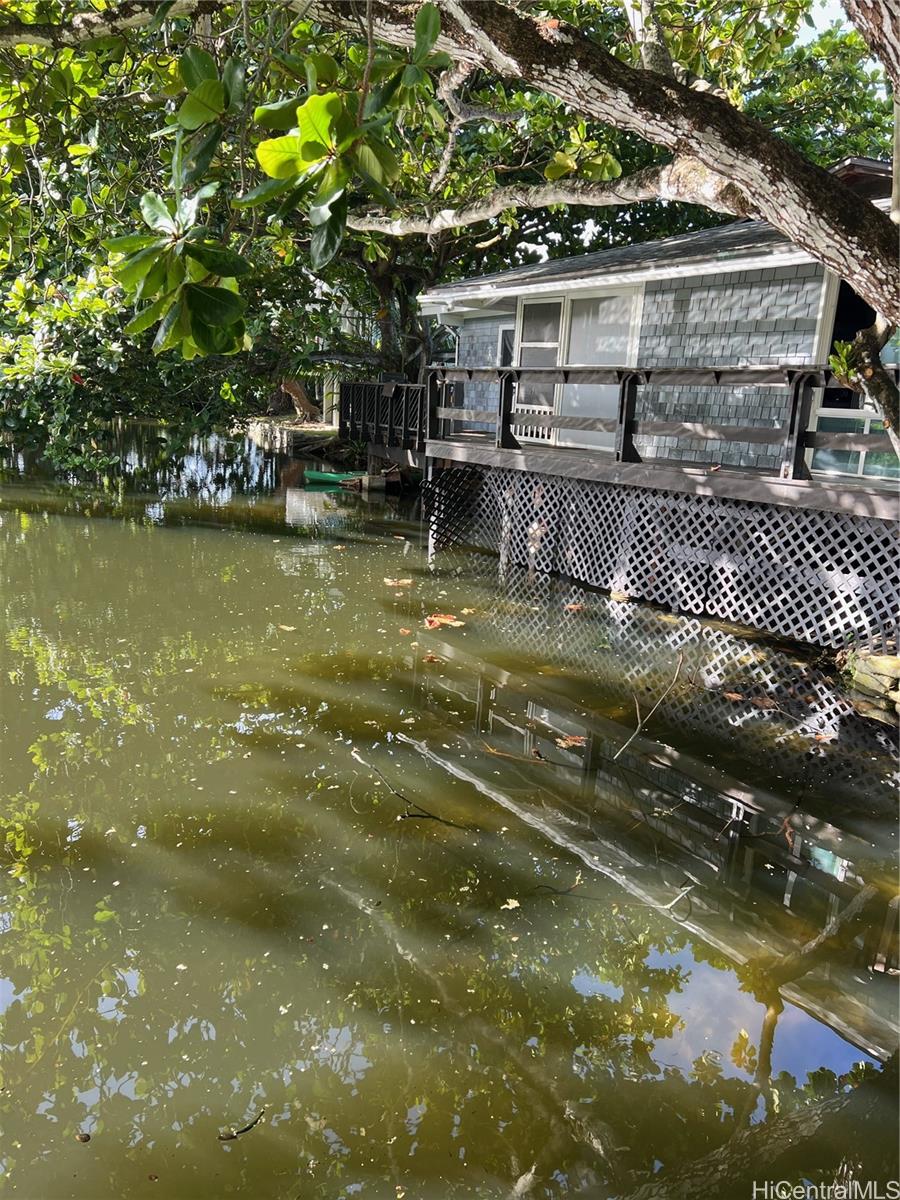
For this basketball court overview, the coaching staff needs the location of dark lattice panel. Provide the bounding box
[424,466,899,651]
[424,551,898,808]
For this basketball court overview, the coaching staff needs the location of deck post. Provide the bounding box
[496,371,521,449]
[425,370,441,450]
[780,372,815,480]
[615,372,641,462]
[338,382,350,441]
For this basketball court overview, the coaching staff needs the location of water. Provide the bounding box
[0,430,897,1198]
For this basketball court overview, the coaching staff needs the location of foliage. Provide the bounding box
[0,0,893,452]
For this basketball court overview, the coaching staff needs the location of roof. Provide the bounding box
[419,159,892,313]
[420,219,801,309]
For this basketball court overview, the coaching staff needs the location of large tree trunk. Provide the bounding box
[842,0,900,90]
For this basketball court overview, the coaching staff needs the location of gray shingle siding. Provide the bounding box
[636,265,825,468]
[457,316,504,427]
[452,265,826,468]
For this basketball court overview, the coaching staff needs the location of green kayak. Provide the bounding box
[304,469,364,485]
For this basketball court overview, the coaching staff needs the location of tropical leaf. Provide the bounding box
[139,192,177,234]
[183,283,247,326]
[177,80,226,131]
[180,46,218,91]
[184,241,252,276]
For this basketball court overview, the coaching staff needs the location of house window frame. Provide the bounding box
[512,285,644,446]
[496,323,516,367]
[805,397,898,481]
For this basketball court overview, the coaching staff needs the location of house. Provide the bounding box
[339,158,898,651]
[418,157,897,481]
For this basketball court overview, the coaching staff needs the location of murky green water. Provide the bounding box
[0,431,897,1198]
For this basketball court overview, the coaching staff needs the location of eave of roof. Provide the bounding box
[418,219,819,311]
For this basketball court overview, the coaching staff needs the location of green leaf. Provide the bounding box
[402,64,424,88]
[184,283,247,326]
[66,143,95,159]
[581,152,622,181]
[544,150,577,180]
[309,159,351,226]
[140,192,177,234]
[152,299,184,355]
[232,177,294,208]
[223,58,245,112]
[364,69,404,116]
[103,232,163,253]
[70,195,87,217]
[191,317,243,356]
[353,139,399,185]
[136,253,167,301]
[113,242,168,289]
[94,908,116,923]
[297,91,343,153]
[309,197,347,269]
[305,52,339,90]
[181,122,222,187]
[253,95,307,130]
[256,134,322,179]
[184,241,252,276]
[177,79,226,130]
[123,291,176,336]
[177,180,220,228]
[413,3,441,64]
[180,46,218,91]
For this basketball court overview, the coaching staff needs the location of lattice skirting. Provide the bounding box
[424,466,900,650]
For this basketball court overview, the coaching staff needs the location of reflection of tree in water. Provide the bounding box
[0,508,896,1197]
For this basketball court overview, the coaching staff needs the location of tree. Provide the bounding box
[1,0,898,447]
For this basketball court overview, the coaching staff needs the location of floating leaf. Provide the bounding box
[723,691,744,702]
[277,624,297,631]
[500,898,520,910]
[564,602,584,612]
[384,578,413,587]
[555,734,587,749]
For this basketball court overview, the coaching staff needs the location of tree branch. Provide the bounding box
[311,0,900,324]
[0,0,216,48]
[349,157,752,235]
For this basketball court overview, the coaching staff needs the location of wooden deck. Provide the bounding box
[339,365,898,519]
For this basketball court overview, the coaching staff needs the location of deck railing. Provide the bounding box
[339,380,426,450]
[427,364,898,481]
[339,366,898,483]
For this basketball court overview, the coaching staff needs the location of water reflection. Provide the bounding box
[0,434,896,1198]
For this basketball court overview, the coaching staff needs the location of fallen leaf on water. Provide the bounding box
[814,732,836,742]
[555,734,587,749]
[500,899,520,910]
[334,545,346,551]
[751,696,777,710]
[75,1133,91,1144]
[723,691,744,702]
[277,624,296,632]
[423,654,442,663]
[384,578,413,587]
[424,613,465,629]
[564,603,584,612]
[461,607,476,615]
[399,628,412,636]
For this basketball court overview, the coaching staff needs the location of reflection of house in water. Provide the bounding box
[411,592,898,1061]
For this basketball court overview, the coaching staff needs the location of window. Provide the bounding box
[517,300,562,408]
[557,291,640,450]
[809,409,899,481]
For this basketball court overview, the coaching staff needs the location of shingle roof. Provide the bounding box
[424,219,797,299]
